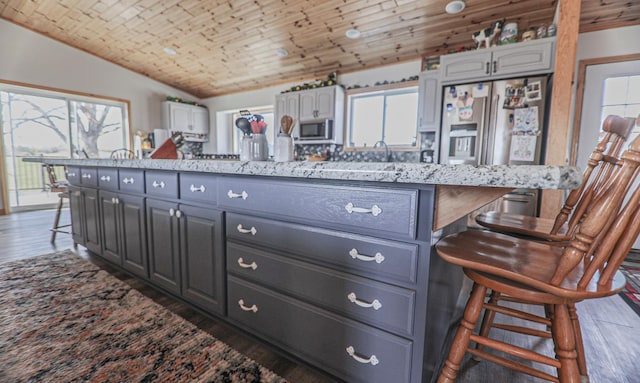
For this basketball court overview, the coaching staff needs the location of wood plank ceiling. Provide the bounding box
[0,0,638,98]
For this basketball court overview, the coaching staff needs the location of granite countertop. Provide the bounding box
[25,158,582,189]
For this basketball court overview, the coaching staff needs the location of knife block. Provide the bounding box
[150,137,179,159]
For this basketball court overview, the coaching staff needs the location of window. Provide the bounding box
[601,75,640,131]
[1,82,130,209]
[347,85,419,149]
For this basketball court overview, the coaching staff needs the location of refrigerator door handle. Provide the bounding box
[482,94,500,165]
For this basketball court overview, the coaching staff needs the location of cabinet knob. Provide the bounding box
[344,202,382,216]
[169,208,175,216]
[227,190,248,200]
[236,224,257,235]
[238,299,258,313]
[175,209,182,218]
[349,248,385,264]
[346,346,379,366]
[237,257,258,270]
[347,292,382,310]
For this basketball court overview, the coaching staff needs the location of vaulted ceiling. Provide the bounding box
[1,0,638,98]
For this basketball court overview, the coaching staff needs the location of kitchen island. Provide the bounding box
[26,158,581,383]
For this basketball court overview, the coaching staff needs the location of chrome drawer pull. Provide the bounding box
[344,202,382,216]
[238,299,258,313]
[346,346,379,366]
[100,175,111,182]
[237,257,258,270]
[349,248,385,264]
[237,224,257,235]
[190,184,206,193]
[347,292,382,310]
[152,180,165,188]
[67,172,76,177]
[122,177,134,184]
[81,173,92,179]
[227,190,248,199]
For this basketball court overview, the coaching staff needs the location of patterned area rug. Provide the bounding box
[620,264,640,316]
[0,250,286,383]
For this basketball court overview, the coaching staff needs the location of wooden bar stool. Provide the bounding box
[434,134,640,383]
[475,114,637,242]
[45,164,70,243]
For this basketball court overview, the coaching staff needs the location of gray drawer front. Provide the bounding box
[119,169,144,194]
[79,167,98,187]
[228,277,412,383]
[179,173,217,204]
[145,170,178,199]
[65,166,81,185]
[228,243,415,336]
[226,213,418,284]
[97,168,118,190]
[218,177,417,239]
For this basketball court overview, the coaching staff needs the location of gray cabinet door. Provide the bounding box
[120,194,148,278]
[440,49,492,83]
[418,70,442,133]
[146,198,180,294]
[83,187,102,255]
[492,38,554,77]
[68,185,85,245]
[99,190,121,264]
[179,204,225,315]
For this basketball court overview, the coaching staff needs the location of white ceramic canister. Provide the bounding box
[240,135,253,161]
[274,134,294,162]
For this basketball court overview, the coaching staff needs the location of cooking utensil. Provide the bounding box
[280,115,294,135]
[235,117,252,136]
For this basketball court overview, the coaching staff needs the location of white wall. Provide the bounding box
[576,25,640,61]
[202,60,421,153]
[0,19,197,133]
[0,19,196,211]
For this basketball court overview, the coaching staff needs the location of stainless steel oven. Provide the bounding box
[296,119,334,143]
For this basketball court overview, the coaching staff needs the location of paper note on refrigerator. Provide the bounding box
[509,135,537,161]
[514,106,539,134]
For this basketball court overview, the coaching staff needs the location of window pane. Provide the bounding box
[601,106,627,123]
[384,92,418,146]
[70,100,129,158]
[602,77,629,106]
[351,96,384,147]
[627,75,640,104]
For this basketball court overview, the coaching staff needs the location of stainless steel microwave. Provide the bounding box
[296,119,334,143]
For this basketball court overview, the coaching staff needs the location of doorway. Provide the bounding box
[0,82,131,213]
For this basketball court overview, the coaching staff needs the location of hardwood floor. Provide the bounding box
[1,209,639,383]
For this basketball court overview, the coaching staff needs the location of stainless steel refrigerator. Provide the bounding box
[439,75,551,220]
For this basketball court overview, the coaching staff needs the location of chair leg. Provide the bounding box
[50,196,64,243]
[473,289,500,357]
[551,303,581,383]
[567,303,589,380]
[437,283,487,383]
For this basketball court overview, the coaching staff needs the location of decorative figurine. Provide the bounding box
[472,20,504,49]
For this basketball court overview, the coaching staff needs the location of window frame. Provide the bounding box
[344,80,419,152]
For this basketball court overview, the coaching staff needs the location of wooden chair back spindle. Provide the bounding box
[551,133,640,287]
[552,115,636,236]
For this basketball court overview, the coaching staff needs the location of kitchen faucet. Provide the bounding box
[373,140,392,162]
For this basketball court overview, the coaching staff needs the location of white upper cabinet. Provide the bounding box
[162,101,209,142]
[275,92,300,133]
[440,37,555,84]
[299,86,339,121]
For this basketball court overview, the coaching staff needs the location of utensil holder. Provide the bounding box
[250,133,269,161]
[240,135,253,161]
[274,134,294,162]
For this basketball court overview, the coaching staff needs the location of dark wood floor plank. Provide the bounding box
[1,209,639,383]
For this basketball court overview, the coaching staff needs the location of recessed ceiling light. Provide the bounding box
[276,48,289,57]
[163,47,177,55]
[345,29,361,39]
[445,0,466,14]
